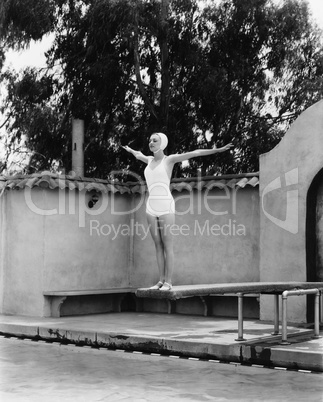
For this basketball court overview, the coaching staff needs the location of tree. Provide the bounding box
[1,0,323,178]
[190,0,323,172]
[0,0,55,48]
[0,69,70,173]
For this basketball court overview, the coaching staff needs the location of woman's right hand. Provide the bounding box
[122,145,131,152]
[122,144,148,162]
[122,145,140,159]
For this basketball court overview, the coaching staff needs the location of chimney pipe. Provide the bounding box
[72,118,84,177]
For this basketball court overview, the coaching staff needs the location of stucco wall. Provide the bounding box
[42,190,131,291]
[0,180,259,317]
[259,99,323,322]
[132,187,260,288]
[0,190,46,316]
[0,187,133,316]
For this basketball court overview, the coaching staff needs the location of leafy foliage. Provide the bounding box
[0,0,55,48]
[1,0,323,178]
[1,69,70,173]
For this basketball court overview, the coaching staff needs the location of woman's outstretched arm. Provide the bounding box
[167,143,234,164]
[122,145,150,164]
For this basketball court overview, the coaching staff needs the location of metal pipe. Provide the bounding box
[281,288,320,344]
[235,293,246,341]
[314,292,320,338]
[272,294,280,335]
[320,292,323,324]
[281,292,289,344]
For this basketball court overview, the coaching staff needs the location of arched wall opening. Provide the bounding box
[306,166,323,321]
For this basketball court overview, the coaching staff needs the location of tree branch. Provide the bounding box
[132,8,158,121]
[0,114,11,129]
[129,77,161,92]
[158,0,170,131]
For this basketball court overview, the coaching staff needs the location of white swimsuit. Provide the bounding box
[144,156,175,217]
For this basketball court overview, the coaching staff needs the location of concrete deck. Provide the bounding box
[0,312,322,372]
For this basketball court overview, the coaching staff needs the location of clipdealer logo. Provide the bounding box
[261,168,298,234]
[89,218,246,239]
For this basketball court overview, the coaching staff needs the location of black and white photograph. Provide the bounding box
[0,0,323,401]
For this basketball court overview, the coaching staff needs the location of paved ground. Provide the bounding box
[0,312,322,371]
[0,336,322,402]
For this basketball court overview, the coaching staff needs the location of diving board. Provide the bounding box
[136,282,323,343]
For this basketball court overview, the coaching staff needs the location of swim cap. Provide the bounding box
[154,132,168,153]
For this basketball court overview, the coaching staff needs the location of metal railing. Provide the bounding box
[281,288,321,344]
[235,289,322,343]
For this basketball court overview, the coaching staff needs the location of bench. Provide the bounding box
[136,282,323,343]
[43,288,138,317]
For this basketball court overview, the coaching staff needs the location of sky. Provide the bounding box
[3,0,323,71]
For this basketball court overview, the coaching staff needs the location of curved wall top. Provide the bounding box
[259,99,323,321]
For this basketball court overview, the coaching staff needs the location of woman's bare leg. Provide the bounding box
[158,213,175,285]
[146,213,165,282]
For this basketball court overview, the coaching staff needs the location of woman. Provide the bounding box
[123,133,233,291]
